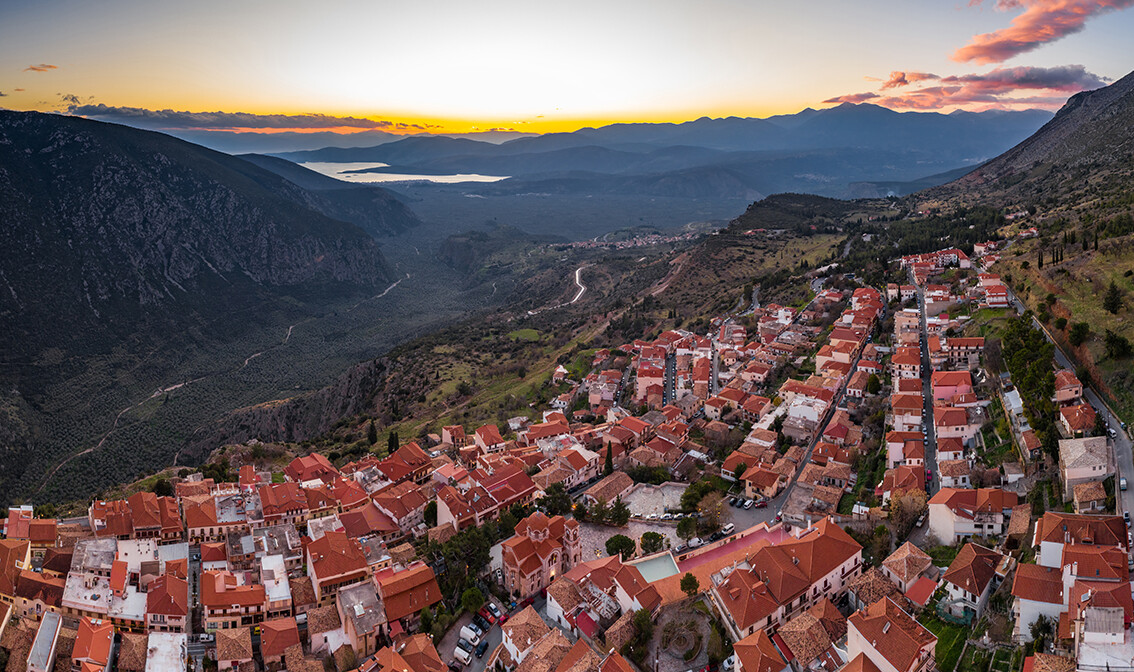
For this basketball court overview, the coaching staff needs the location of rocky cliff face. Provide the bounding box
[0,111,398,358]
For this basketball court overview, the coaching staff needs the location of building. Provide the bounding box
[940,544,1009,622]
[928,488,1018,544]
[73,616,114,672]
[733,630,789,672]
[337,582,387,657]
[846,598,936,672]
[882,542,934,593]
[215,626,253,671]
[306,530,371,606]
[1058,436,1113,498]
[200,570,266,631]
[502,512,582,599]
[1033,513,1127,568]
[581,472,634,507]
[710,519,862,640]
[146,573,188,633]
[374,562,442,632]
[260,617,301,666]
[27,612,62,672]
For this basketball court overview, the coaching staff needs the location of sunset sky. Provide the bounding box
[2,0,1132,135]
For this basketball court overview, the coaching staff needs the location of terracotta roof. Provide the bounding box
[943,544,1003,597]
[848,566,904,607]
[307,530,368,581]
[843,653,882,672]
[375,562,442,622]
[848,597,936,672]
[200,571,266,609]
[1034,512,1126,548]
[546,578,586,613]
[553,639,604,672]
[398,633,446,672]
[733,631,785,672]
[777,611,831,665]
[147,573,189,616]
[1030,653,1075,672]
[503,605,552,652]
[1012,563,1063,605]
[260,617,300,659]
[284,452,338,483]
[514,629,574,672]
[1074,480,1107,504]
[883,542,933,584]
[215,627,253,663]
[582,472,634,503]
[307,604,342,634]
[116,633,148,672]
[73,617,113,667]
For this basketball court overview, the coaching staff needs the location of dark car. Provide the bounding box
[475,641,490,658]
[709,531,723,541]
[473,614,491,632]
[448,662,463,672]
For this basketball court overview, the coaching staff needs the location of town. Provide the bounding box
[2,226,1129,672]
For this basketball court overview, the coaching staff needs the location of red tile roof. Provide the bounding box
[375,563,443,622]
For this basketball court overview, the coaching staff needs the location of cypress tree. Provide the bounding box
[388,431,399,455]
[367,419,378,445]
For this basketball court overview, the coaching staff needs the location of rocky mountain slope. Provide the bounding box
[0,111,408,359]
[924,70,1134,208]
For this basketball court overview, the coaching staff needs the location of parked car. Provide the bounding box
[743,499,754,509]
[689,537,703,548]
[473,614,491,632]
[460,625,482,646]
[475,641,490,658]
[454,647,472,665]
[198,634,214,643]
[674,544,688,554]
[448,661,464,672]
[487,602,505,623]
[753,499,767,509]
[916,515,926,528]
[1125,511,1131,528]
[456,638,474,654]
[478,606,496,624]
[723,656,736,671]
[721,523,735,535]
[925,469,933,482]
[709,531,723,542]
[1122,478,1128,491]
[495,567,504,583]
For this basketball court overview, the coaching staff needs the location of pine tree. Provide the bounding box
[1104,281,1123,314]
[387,431,399,455]
[367,419,378,445]
[604,446,614,476]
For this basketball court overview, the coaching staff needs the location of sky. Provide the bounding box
[1,0,1132,135]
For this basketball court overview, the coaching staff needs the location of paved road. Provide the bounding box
[914,276,939,496]
[1000,282,1134,518]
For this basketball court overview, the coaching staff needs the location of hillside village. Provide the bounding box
[3,226,1133,672]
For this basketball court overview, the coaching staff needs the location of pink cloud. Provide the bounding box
[954,0,1134,64]
[821,92,880,104]
[24,63,57,72]
[823,64,1108,111]
[880,71,941,89]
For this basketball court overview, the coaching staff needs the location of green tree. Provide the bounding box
[367,419,378,445]
[608,497,631,527]
[424,501,438,527]
[606,534,637,560]
[573,502,588,521]
[538,483,572,516]
[866,374,881,395]
[1104,281,1123,314]
[591,498,609,524]
[697,491,725,533]
[676,516,697,541]
[461,587,485,614]
[604,446,614,476]
[387,431,399,455]
[1054,317,1067,331]
[640,531,664,555]
[420,607,433,634]
[732,463,747,481]
[1105,329,1131,359]
[151,478,173,497]
[680,572,700,597]
[1069,322,1090,346]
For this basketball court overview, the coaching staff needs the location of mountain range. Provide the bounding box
[272,104,1054,199]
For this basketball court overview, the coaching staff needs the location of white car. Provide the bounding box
[689,537,703,548]
[743,499,754,510]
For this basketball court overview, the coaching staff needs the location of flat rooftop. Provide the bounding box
[28,611,61,670]
[62,573,146,621]
[72,538,117,573]
[146,632,188,672]
[261,554,292,603]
